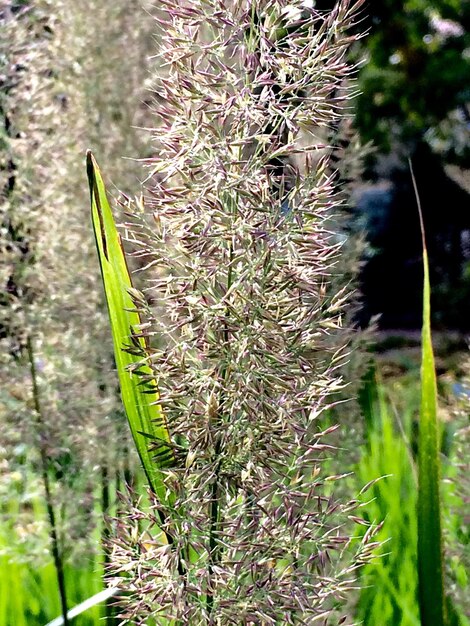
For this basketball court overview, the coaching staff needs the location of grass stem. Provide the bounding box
[26,335,69,626]
[207,235,234,622]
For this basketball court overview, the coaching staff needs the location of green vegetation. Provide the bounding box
[414,165,446,626]
[354,367,468,626]
[3,359,467,625]
[87,152,174,510]
[0,1,468,625]
[356,371,420,626]
[355,0,470,164]
[0,465,107,626]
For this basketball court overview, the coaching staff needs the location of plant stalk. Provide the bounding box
[27,335,69,626]
[101,463,116,625]
[207,234,234,622]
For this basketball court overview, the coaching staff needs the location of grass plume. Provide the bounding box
[92,1,375,624]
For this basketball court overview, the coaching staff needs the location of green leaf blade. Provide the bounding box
[413,165,446,626]
[87,151,174,508]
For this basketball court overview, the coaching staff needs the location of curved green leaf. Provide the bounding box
[87,151,174,509]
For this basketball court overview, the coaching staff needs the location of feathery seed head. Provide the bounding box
[112,1,372,623]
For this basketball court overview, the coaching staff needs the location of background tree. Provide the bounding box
[348,0,470,329]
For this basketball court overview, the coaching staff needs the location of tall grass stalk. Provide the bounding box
[411,162,446,626]
[1,1,159,623]
[100,464,117,626]
[89,2,377,624]
[26,335,69,626]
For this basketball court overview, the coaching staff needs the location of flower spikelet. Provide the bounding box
[118,1,367,623]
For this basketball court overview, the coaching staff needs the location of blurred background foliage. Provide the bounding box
[355,0,470,164]
[313,0,470,330]
[352,0,470,330]
[1,1,156,623]
[0,0,469,625]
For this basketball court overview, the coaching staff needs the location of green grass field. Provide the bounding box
[1,359,468,625]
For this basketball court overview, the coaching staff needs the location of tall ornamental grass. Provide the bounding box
[0,1,156,624]
[89,1,378,624]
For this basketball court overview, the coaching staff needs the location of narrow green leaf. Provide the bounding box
[87,151,174,508]
[411,161,446,626]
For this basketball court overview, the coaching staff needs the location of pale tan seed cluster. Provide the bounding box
[108,2,378,624]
